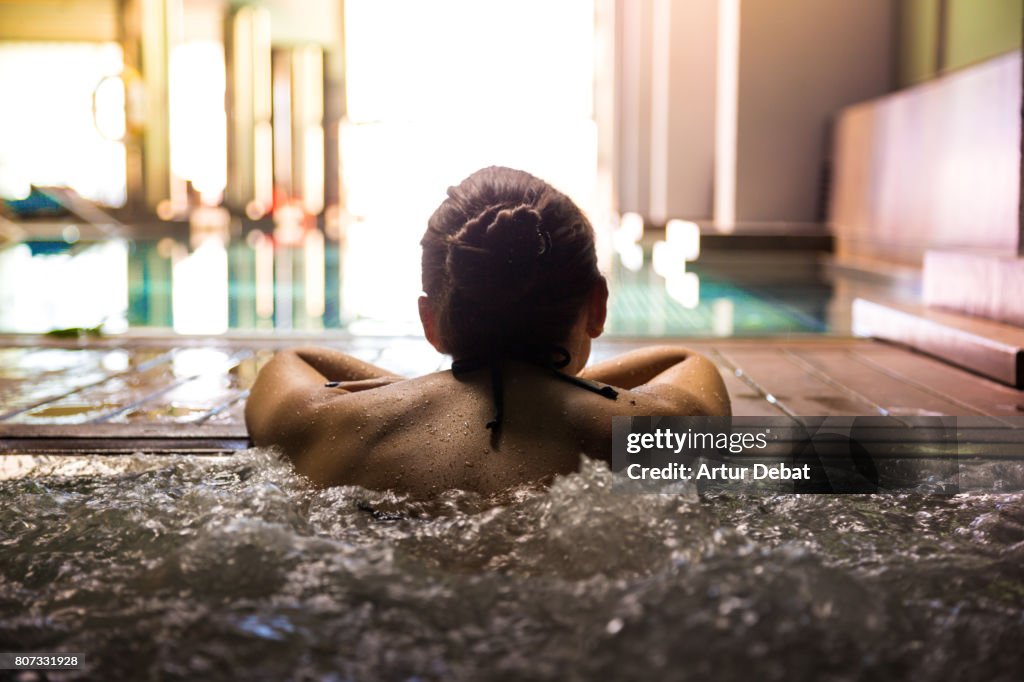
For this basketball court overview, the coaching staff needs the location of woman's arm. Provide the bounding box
[579,345,731,416]
[244,347,401,449]
[289,347,400,383]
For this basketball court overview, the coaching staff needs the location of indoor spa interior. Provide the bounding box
[0,1,1022,680]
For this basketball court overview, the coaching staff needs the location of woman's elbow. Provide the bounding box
[701,391,732,417]
[244,394,281,447]
[686,355,732,416]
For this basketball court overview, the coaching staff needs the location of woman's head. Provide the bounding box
[420,166,604,359]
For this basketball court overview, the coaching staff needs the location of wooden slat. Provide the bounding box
[0,337,1021,455]
[852,298,1024,387]
[98,351,252,424]
[0,349,176,421]
[192,390,250,425]
[0,437,248,455]
[0,347,104,406]
[0,423,249,455]
[717,347,886,416]
[0,423,247,438]
[787,348,1005,423]
[94,350,251,424]
[4,349,235,425]
[852,345,1024,418]
[0,348,124,406]
[706,350,791,417]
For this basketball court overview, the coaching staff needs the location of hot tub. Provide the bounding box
[2,450,1023,680]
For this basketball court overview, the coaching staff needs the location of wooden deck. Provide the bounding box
[1,334,1022,454]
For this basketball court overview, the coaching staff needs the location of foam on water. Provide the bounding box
[1,450,1023,681]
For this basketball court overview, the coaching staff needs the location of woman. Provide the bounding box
[245,167,730,495]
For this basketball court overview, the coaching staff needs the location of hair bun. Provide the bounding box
[446,203,547,303]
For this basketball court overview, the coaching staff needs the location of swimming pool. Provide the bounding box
[2,451,1022,680]
[0,235,849,337]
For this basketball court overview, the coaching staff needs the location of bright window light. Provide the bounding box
[666,219,701,261]
[712,298,734,336]
[169,42,227,200]
[714,0,740,232]
[619,212,645,243]
[618,243,644,272]
[172,238,228,334]
[0,42,126,205]
[652,240,687,278]
[0,241,128,333]
[666,271,700,309]
[340,0,598,327]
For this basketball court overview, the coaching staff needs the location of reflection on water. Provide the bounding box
[0,240,130,334]
[0,233,843,337]
[1,451,1022,680]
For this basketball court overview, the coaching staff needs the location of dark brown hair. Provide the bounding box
[421,166,600,359]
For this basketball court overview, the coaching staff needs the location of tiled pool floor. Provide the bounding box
[1,334,1021,454]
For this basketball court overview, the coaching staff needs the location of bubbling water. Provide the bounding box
[1,450,1023,681]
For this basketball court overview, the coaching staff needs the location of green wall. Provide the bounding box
[899,0,940,86]
[899,0,1022,86]
[946,0,1022,71]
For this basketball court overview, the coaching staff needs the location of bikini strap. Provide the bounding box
[450,345,618,435]
[550,371,620,401]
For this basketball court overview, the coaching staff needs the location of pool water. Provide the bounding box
[2,451,1023,680]
[606,254,834,336]
[0,237,840,337]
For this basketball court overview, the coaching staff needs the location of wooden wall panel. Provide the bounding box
[830,51,1021,266]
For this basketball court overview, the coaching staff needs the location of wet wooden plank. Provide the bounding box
[786,348,1005,424]
[0,348,175,420]
[704,349,790,417]
[0,347,110,409]
[192,390,249,425]
[0,337,1020,449]
[852,298,1023,387]
[852,345,1024,418]
[716,347,886,417]
[0,348,121,405]
[100,350,253,424]
[4,348,242,425]
[0,423,247,438]
[0,422,249,453]
[97,344,387,427]
[95,349,252,424]
[0,437,248,455]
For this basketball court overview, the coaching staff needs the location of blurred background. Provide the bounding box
[0,0,1019,340]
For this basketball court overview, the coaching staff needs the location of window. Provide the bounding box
[339,0,599,331]
[0,42,126,206]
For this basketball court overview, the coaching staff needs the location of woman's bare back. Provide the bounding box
[245,347,731,496]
